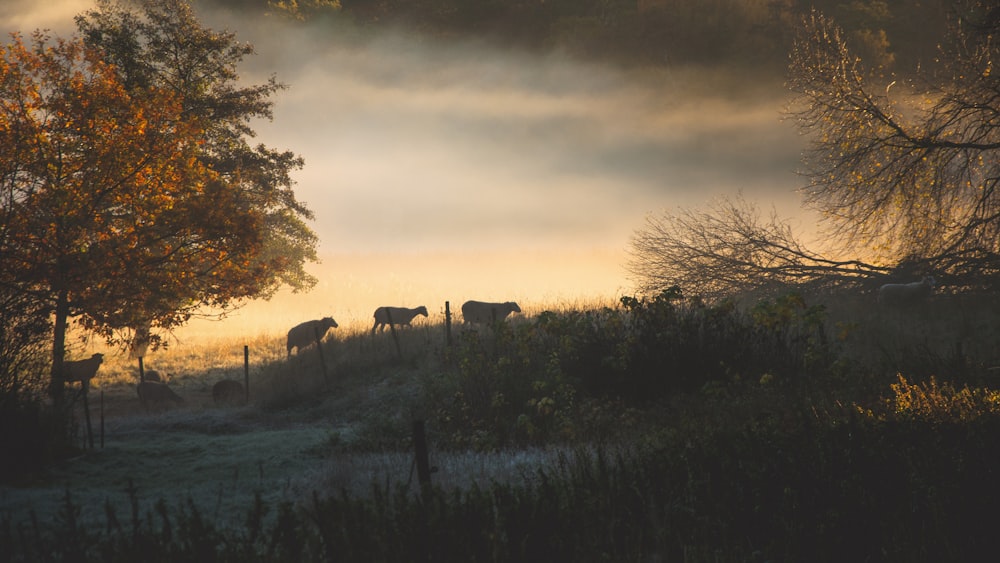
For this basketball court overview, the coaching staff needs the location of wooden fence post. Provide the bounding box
[82,383,93,449]
[444,301,452,347]
[313,325,330,384]
[243,345,250,404]
[100,389,104,449]
[386,308,403,360]
[412,419,432,490]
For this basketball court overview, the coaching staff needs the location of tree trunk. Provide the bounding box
[49,289,69,409]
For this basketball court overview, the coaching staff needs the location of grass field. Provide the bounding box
[1,300,612,532]
[4,288,1000,561]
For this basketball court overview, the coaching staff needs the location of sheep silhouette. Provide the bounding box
[372,306,429,334]
[61,353,104,386]
[137,381,184,411]
[878,276,936,306]
[142,369,164,382]
[286,317,338,356]
[461,300,521,325]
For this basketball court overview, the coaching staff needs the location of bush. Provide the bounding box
[0,287,65,483]
[424,289,841,450]
[550,289,833,403]
[0,402,78,483]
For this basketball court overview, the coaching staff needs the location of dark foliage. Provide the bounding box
[5,412,1000,562]
[427,289,834,449]
[5,286,1000,560]
[0,288,72,483]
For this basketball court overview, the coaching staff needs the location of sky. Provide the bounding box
[1,0,811,339]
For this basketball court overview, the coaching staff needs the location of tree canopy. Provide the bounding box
[0,0,318,402]
[788,3,1000,289]
[76,0,318,320]
[629,1,1000,298]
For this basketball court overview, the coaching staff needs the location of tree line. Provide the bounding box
[629,1,1000,299]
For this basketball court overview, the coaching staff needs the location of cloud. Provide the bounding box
[2,3,805,255]
[0,0,91,36]
[1,3,812,324]
[231,17,805,255]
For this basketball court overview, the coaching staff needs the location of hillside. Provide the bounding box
[5,290,1000,560]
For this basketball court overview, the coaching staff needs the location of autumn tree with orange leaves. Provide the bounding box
[75,0,318,344]
[0,11,316,409]
[0,31,235,404]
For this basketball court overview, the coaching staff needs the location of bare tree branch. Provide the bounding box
[787,5,1000,277]
[627,195,887,300]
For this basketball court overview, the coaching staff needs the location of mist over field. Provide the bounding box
[1,0,810,337]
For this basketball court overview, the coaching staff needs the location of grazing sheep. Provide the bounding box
[142,369,163,382]
[137,381,184,411]
[287,317,339,356]
[61,353,104,385]
[212,380,245,406]
[372,306,429,334]
[461,300,522,325]
[878,276,937,306]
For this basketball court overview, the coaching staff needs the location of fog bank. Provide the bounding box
[3,2,810,338]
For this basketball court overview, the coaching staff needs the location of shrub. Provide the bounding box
[882,374,1000,423]
[0,287,68,483]
[425,289,843,449]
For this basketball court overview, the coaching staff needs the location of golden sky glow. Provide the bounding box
[3,1,814,343]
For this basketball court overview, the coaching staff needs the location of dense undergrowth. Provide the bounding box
[4,288,1000,561]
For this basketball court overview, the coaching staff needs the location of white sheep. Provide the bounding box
[372,306,429,334]
[461,300,522,325]
[878,276,936,306]
[61,353,104,385]
[287,317,338,356]
[136,380,184,411]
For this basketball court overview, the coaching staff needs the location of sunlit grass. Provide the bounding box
[82,332,287,389]
[77,293,619,389]
[10,290,1000,561]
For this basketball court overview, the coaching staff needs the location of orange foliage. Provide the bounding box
[0,31,275,393]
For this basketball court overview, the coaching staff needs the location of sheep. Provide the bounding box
[287,317,338,356]
[212,380,245,406]
[137,380,184,411]
[142,369,164,382]
[372,306,429,334]
[61,353,104,385]
[461,300,522,325]
[878,276,936,306]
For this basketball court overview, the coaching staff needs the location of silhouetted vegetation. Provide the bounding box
[6,288,1000,561]
[5,1,1000,560]
[0,288,69,484]
[630,1,1000,300]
